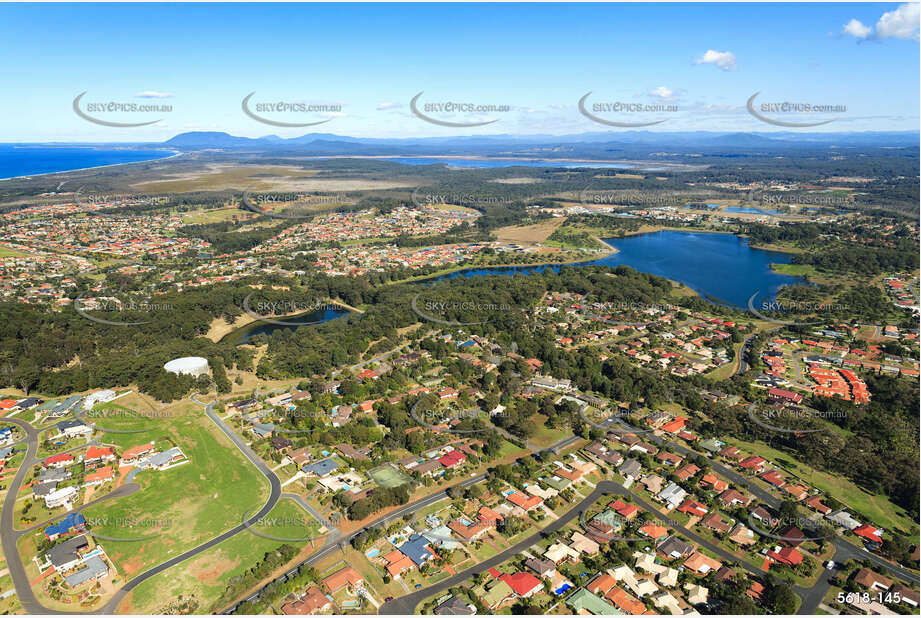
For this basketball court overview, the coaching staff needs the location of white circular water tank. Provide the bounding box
[163,356,210,378]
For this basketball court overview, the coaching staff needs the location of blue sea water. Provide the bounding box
[0,145,175,180]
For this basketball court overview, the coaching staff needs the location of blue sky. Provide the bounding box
[0,2,917,142]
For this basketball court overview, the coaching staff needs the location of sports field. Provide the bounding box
[369,463,411,488]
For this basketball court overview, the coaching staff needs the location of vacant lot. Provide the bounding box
[119,497,326,614]
[181,206,259,225]
[494,218,565,244]
[79,401,271,581]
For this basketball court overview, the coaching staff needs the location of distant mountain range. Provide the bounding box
[159,130,919,155]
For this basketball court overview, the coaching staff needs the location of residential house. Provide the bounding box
[321,567,363,594]
[120,442,155,465]
[657,482,688,510]
[565,588,618,615]
[499,572,543,598]
[853,568,893,591]
[46,534,90,572]
[658,536,694,560]
[683,551,722,575]
[62,555,108,588]
[44,485,78,508]
[701,512,734,535]
[45,513,86,541]
[281,585,334,615]
[728,524,756,547]
[433,596,475,615]
[303,458,339,477]
[677,499,709,518]
[84,466,114,487]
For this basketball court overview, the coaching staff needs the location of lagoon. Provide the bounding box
[431,230,804,309]
[222,230,805,342]
[221,306,350,346]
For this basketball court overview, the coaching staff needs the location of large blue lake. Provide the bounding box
[430,230,805,308]
[0,145,175,180]
[224,230,805,341]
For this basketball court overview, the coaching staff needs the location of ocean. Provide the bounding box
[0,145,175,180]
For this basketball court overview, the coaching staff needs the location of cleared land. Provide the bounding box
[134,163,417,193]
[493,218,566,244]
[118,497,325,614]
[74,401,271,580]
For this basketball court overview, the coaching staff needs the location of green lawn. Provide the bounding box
[528,415,572,448]
[121,497,321,614]
[0,245,30,258]
[81,407,271,582]
[723,436,917,538]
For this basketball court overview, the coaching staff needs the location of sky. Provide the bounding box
[0,2,918,142]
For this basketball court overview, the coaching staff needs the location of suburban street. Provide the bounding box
[220,434,582,613]
[3,394,915,617]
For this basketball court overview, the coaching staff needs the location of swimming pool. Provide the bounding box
[554,583,573,595]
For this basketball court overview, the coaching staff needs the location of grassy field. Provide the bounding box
[368,463,411,489]
[181,206,258,225]
[527,414,572,448]
[0,245,30,258]
[79,401,271,581]
[118,497,323,614]
[722,436,917,538]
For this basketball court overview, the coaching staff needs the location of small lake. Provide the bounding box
[724,206,784,216]
[221,306,350,346]
[428,231,805,309]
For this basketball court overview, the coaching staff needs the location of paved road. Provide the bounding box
[614,417,919,613]
[98,401,283,613]
[735,334,756,375]
[220,434,581,613]
[380,480,624,614]
[0,418,52,614]
[282,492,338,532]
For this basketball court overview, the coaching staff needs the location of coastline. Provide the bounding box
[0,149,181,182]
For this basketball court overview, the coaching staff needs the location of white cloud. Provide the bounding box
[694,50,737,71]
[648,86,676,100]
[376,102,402,110]
[135,90,173,99]
[875,3,920,40]
[843,3,920,41]
[842,18,872,39]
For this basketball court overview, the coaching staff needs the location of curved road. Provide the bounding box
[0,400,285,615]
[609,415,919,613]
[220,435,581,613]
[380,480,624,614]
[98,401,283,613]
